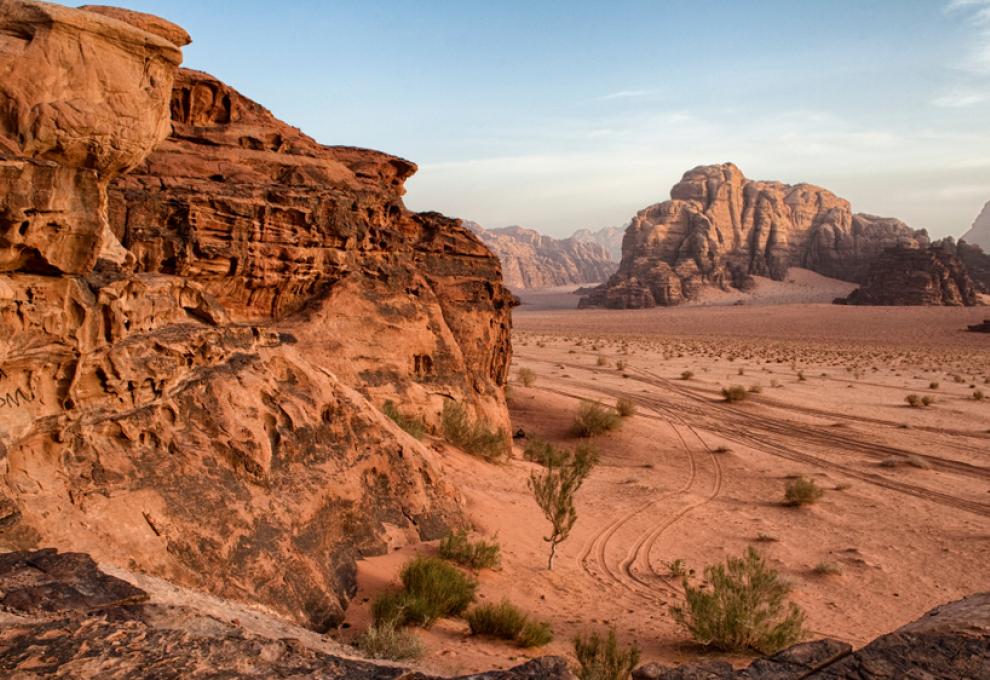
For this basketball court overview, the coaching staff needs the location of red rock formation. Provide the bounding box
[467,222,616,290]
[839,245,979,306]
[580,164,926,308]
[0,2,512,632]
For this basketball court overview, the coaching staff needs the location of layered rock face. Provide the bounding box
[0,2,511,632]
[580,163,926,308]
[840,246,979,306]
[467,222,616,289]
[954,239,990,293]
[571,224,626,261]
[961,200,990,251]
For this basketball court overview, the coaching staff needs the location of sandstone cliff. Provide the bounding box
[467,222,616,290]
[0,1,512,632]
[571,224,626,261]
[580,163,927,308]
[961,200,990,251]
[839,245,980,306]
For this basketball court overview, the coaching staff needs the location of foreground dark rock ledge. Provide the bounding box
[633,592,990,679]
[0,549,574,679]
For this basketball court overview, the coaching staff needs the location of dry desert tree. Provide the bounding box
[528,443,597,570]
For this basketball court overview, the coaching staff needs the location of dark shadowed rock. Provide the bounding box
[840,245,980,306]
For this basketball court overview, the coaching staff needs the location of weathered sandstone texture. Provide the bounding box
[633,593,990,679]
[961,200,990,252]
[952,239,990,293]
[467,222,616,290]
[580,163,926,308]
[0,2,512,632]
[0,548,575,679]
[840,245,979,306]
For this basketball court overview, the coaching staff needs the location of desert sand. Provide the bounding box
[342,288,990,675]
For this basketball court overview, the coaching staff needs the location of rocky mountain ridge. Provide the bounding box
[0,0,510,633]
[580,163,928,308]
[839,245,980,306]
[570,224,626,260]
[961,200,990,251]
[467,222,616,289]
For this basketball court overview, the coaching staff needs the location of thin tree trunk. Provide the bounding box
[547,540,557,570]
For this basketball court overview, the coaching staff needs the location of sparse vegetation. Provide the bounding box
[784,476,824,506]
[372,556,477,628]
[438,529,501,570]
[354,620,425,660]
[383,400,426,439]
[671,547,805,654]
[442,401,508,460]
[529,443,598,569]
[465,600,553,648]
[721,385,748,402]
[929,381,940,390]
[615,359,627,371]
[517,367,537,387]
[573,628,640,680]
[905,394,936,408]
[680,370,694,380]
[812,561,842,576]
[571,401,621,438]
[713,445,732,454]
[615,397,637,418]
[597,355,608,367]
[524,437,570,468]
[974,389,985,401]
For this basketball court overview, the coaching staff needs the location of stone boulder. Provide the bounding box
[840,245,980,306]
[580,164,926,308]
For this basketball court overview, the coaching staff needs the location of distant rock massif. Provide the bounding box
[467,222,616,290]
[0,0,512,635]
[571,224,626,260]
[839,245,980,306]
[961,200,990,251]
[580,163,930,308]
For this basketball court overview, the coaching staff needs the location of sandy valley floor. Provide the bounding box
[343,289,990,676]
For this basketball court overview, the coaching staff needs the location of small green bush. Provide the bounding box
[615,397,636,418]
[573,628,640,680]
[517,367,537,387]
[383,400,426,439]
[438,528,501,570]
[571,401,621,438]
[442,401,508,460]
[372,556,478,628]
[784,477,824,507]
[721,385,748,402]
[354,620,425,660]
[465,600,554,648]
[671,547,804,654]
[524,437,570,468]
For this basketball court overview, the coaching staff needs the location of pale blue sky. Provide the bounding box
[115,1,989,238]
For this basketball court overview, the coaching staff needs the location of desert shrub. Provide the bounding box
[748,385,763,394]
[713,445,731,454]
[517,367,537,387]
[530,443,598,569]
[680,371,694,380]
[571,401,621,438]
[670,547,804,654]
[615,359,627,371]
[466,600,554,648]
[929,381,940,389]
[442,401,508,460]
[596,355,608,367]
[373,557,477,628]
[438,529,501,570]
[922,395,935,406]
[721,385,748,402]
[812,561,841,576]
[523,437,571,468]
[354,620,424,660]
[666,558,689,578]
[383,400,426,439]
[797,371,807,382]
[784,476,824,506]
[615,397,637,418]
[974,389,986,401]
[573,628,640,680]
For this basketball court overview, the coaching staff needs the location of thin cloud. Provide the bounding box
[946,0,990,73]
[931,89,989,106]
[599,89,656,100]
